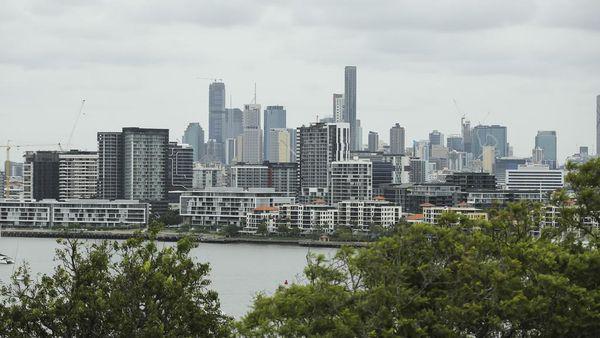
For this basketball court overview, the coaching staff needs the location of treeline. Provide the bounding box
[2,159,600,336]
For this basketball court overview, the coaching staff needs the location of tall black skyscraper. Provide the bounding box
[208,82,226,143]
[343,66,357,150]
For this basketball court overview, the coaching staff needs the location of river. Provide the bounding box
[0,237,336,318]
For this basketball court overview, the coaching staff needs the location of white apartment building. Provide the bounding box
[58,151,98,200]
[277,203,338,234]
[337,199,402,232]
[422,205,488,225]
[179,187,295,227]
[244,206,280,234]
[329,158,372,205]
[0,199,149,227]
[505,164,564,193]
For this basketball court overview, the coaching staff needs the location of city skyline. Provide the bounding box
[1,1,599,163]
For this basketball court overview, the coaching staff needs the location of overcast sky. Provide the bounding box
[1,0,599,164]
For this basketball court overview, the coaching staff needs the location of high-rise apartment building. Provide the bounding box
[535,130,557,169]
[333,93,344,122]
[58,150,98,200]
[471,124,508,159]
[390,123,406,155]
[329,158,372,204]
[297,122,350,201]
[122,128,169,204]
[267,162,298,195]
[368,131,379,152]
[263,105,286,161]
[182,123,205,162]
[97,132,123,200]
[230,165,269,189]
[343,66,358,150]
[240,104,263,164]
[532,147,544,165]
[482,146,495,174]
[23,151,60,200]
[168,142,193,190]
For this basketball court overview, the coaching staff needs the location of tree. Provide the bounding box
[223,224,240,238]
[256,221,269,237]
[0,232,232,337]
[158,209,183,226]
[277,222,290,236]
[238,215,600,336]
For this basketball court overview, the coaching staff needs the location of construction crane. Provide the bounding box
[1,141,62,198]
[196,77,223,82]
[66,99,86,150]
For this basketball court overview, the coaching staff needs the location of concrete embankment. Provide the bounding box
[0,229,369,248]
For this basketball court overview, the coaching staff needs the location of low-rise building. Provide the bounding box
[0,199,149,227]
[505,164,564,194]
[422,205,488,225]
[192,163,226,189]
[337,198,402,232]
[244,206,280,234]
[466,190,545,208]
[179,187,295,227]
[277,203,338,234]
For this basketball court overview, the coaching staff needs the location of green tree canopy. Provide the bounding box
[0,232,232,337]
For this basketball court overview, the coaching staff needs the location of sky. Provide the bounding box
[1,0,599,164]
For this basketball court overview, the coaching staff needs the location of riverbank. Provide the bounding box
[0,228,369,248]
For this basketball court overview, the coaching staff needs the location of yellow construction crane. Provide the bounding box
[1,141,63,198]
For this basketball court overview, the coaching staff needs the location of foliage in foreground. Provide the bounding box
[237,160,600,337]
[0,233,231,337]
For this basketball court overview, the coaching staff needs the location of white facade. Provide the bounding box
[337,199,402,232]
[277,203,338,233]
[58,151,98,200]
[241,104,263,164]
[179,187,295,227]
[505,164,564,193]
[329,159,372,204]
[423,206,488,225]
[244,206,279,234]
[333,93,344,122]
[0,199,149,227]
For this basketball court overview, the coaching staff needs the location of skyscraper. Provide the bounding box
[263,105,286,161]
[333,93,344,122]
[168,142,194,190]
[58,150,98,200]
[343,66,358,150]
[224,108,243,140]
[596,95,600,155]
[389,123,406,155]
[240,104,263,164]
[462,118,472,154]
[182,123,205,162]
[23,151,60,200]
[368,131,379,152]
[535,130,557,168]
[297,122,350,202]
[122,128,169,204]
[208,82,226,143]
[268,128,291,163]
[97,132,123,200]
[446,135,464,152]
[429,130,444,148]
[471,125,508,159]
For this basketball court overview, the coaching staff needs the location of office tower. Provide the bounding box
[494,157,527,186]
[429,130,444,149]
[532,147,544,165]
[445,172,497,191]
[319,116,335,123]
[263,105,286,161]
[333,93,344,122]
[413,140,430,161]
[389,123,406,155]
[329,158,372,204]
[535,130,557,169]
[597,95,600,155]
[482,146,495,174]
[208,82,226,143]
[204,139,223,163]
[506,164,564,193]
[168,142,194,191]
[224,138,237,165]
[58,150,98,200]
[471,125,508,159]
[356,119,363,150]
[297,122,350,201]
[122,128,169,203]
[368,131,379,152]
[224,108,244,140]
[447,135,464,152]
[343,66,358,150]
[269,129,291,162]
[461,117,472,154]
[240,104,263,164]
[97,132,123,199]
[182,123,205,162]
[23,151,60,200]
[581,146,589,157]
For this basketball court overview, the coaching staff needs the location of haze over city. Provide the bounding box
[1,0,599,163]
